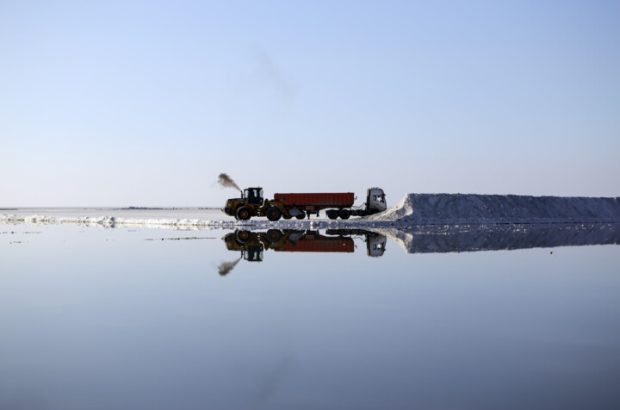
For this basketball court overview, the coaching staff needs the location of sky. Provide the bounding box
[1,0,619,207]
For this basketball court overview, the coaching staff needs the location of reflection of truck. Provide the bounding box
[223,229,386,263]
[224,187,386,221]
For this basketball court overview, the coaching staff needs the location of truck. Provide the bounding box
[224,187,386,221]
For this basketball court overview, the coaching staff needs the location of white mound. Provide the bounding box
[367,193,620,224]
[367,195,414,221]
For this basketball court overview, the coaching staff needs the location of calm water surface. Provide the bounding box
[1,223,619,409]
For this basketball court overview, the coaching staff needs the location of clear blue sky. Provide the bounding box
[1,0,619,206]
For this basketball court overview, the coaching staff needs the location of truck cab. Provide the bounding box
[366,187,387,214]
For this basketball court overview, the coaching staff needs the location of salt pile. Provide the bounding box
[370,194,620,225]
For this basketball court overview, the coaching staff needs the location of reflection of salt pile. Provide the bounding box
[377,223,620,254]
[369,194,620,225]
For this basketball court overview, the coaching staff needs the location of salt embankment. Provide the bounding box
[2,194,620,229]
[0,213,387,230]
[0,213,382,230]
[369,194,620,225]
[0,214,232,230]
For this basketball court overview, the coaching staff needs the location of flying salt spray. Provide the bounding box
[218,173,242,195]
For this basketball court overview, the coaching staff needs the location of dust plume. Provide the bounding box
[218,173,241,192]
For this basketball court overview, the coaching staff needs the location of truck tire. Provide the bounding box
[327,210,339,220]
[295,213,305,220]
[266,229,283,243]
[236,207,251,221]
[266,206,282,221]
[339,209,351,220]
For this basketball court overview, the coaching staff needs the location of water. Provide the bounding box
[1,223,619,409]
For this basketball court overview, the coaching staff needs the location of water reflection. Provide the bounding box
[392,223,620,253]
[220,229,386,274]
[2,223,620,409]
[220,224,620,273]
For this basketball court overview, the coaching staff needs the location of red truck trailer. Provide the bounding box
[274,193,354,209]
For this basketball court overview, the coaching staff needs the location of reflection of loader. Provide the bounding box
[223,230,269,262]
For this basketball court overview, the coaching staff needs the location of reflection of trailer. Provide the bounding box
[275,231,354,253]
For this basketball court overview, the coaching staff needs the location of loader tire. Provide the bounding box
[237,230,251,243]
[236,207,251,221]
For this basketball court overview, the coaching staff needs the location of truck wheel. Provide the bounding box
[295,213,305,220]
[266,229,283,243]
[327,210,339,220]
[236,207,251,221]
[339,209,351,220]
[266,207,282,221]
